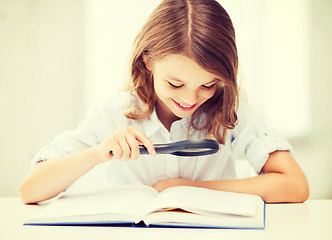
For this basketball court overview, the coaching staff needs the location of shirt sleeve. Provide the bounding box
[230,97,293,174]
[30,94,126,167]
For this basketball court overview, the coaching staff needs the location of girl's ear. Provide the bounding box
[142,52,152,71]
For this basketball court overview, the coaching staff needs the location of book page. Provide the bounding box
[29,185,159,221]
[145,186,263,217]
[143,202,264,228]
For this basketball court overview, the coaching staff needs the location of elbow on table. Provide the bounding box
[283,175,310,203]
[294,179,310,203]
[19,186,32,205]
[19,180,63,204]
[18,181,47,205]
[19,182,37,204]
[264,174,310,204]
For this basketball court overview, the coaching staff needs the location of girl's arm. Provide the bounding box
[19,147,101,204]
[19,126,155,204]
[152,150,310,203]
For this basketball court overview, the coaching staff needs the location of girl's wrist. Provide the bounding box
[92,145,112,164]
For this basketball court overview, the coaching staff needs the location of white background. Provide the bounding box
[1,0,331,199]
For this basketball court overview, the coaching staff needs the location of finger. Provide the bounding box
[126,136,140,160]
[151,183,162,192]
[137,135,156,156]
[118,137,131,161]
[127,127,156,156]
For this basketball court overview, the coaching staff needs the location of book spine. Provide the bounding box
[132,221,148,228]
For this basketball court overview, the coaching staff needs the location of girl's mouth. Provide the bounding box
[172,99,197,111]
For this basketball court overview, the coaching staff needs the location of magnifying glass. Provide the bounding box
[139,139,219,157]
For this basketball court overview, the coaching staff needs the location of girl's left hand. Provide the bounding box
[151,178,201,192]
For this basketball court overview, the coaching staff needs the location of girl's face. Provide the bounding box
[147,54,219,125]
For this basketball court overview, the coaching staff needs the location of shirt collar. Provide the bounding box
[143,107,192,138]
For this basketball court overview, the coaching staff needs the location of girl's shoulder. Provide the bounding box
[235,92,261,125]
[235,95,251,122]
[230,95,263,136]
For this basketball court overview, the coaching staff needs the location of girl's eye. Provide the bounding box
[201,84,216,90]
[167,81,216,90]
[168,82,183,89]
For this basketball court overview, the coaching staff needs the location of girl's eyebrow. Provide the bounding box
[204,78,221,85]
[166,76,221,85]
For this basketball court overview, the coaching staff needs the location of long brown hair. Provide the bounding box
[126,0,239,144]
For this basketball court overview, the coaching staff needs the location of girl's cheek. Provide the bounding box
[202,90,216,100]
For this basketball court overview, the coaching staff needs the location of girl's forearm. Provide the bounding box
[198,173,309,203]
[19,147,101,204]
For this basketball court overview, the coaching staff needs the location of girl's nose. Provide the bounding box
[183,90,199,105]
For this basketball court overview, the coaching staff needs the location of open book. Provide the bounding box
[24,185,265,229]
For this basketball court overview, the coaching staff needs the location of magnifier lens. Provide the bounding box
[181,148,212,152]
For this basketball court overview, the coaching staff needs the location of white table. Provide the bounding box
[0,198,331,240]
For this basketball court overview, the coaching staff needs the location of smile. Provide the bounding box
[172,99,197,111]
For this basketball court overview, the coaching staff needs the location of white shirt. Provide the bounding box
[32,92,293,187]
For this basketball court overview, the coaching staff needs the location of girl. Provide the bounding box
[19,0,309,204]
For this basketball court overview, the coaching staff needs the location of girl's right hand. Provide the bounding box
[96,126,156,162]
